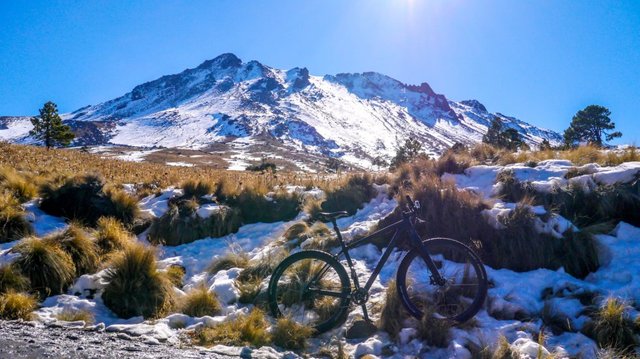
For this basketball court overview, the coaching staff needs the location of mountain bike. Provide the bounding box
[267,196,488,333]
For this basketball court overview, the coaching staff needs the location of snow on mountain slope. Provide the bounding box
[1,53,562,168]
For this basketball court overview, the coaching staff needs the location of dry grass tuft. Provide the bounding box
[39,174,139,227]
[55,308,95,324]
[584,297,638,351]
[207,251,249,275]
[193,308,271,347]
[0,291,38,320]
[378,280,405,339]
[94,217,134,255]
[13,237,76,298]
[147,202,241,246]
[321,174,376,215]
[102,243,175,319]
[301,222,338,251]
[0,166,38,202]
[493,335,519,359]
[181,180,216,199]
[180,285,221,317]
[272,316,315,351]
[0,192,33,243]
[43,224,99,276]
[0,265,30,294]
[417,308,452,348]
[235,276,263,305]
[166,265,186,288]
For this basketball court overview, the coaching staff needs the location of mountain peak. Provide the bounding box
[197,53,242,70]
[460,99,488,113]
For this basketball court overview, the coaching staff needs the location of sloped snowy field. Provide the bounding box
[1,161,640,358]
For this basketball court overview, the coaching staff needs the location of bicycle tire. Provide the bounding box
[396,237,488,322]
[268,250,351,333]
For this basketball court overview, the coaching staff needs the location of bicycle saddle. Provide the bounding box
[318,211,349,221]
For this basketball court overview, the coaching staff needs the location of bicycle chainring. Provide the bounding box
[351,288,370,305]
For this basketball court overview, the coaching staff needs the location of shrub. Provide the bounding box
[55,308,95,324]
[43,224,99,276]
[39,174,138,227]
[193,308,271,347]
[584,298,637,351]
[378,280,405,338]
[272,316,315,351]
[102,243,175,319]
[166,265,186,288]
[207,251,249,275]
[0,166,38,202]
[181,180,216,199]
[13,237,76,298]
[0,265,30,294]
[0,193,33,243]
[321,174,376,215]
[180,286,221,317]
[95,217,134,255]
[147,201,241,246]
[0,291,38,320]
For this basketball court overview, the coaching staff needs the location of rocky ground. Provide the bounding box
[0,320,281,359]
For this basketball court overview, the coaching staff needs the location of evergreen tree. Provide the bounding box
[563,105,622,147]
[482,117,524,151]
[30,101,75,150]
[539,139,552,151]
[390,138,423,168]
[482,117,505,146]
[502,128,524,151]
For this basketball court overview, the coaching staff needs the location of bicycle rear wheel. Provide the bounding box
[396,238,487,322]
[268,250,351,333]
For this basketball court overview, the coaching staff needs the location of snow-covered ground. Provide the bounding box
[1,161,640,358]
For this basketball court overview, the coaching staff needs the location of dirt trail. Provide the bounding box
[0,320,234,358]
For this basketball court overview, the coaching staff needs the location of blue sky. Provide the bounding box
[1,0,638,143]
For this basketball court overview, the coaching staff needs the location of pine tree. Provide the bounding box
[29,101,75,150]
[390,138,423,168]
[539,139,552,151]
[502,128,524,151]
[563,105,622,147]
[482,117,524,151]
[482,117,505,146]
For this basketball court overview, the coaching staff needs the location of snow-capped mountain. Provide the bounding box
[0,53,561,169]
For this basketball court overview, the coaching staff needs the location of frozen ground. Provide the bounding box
[1,161,640,358]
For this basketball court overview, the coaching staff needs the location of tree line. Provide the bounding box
[481,104,622,151]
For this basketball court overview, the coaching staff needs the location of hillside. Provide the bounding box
[0,54,561,170]
[1,144,640,358]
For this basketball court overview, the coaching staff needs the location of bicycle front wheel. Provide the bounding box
[268,250,351,333]
[397,238,487,322]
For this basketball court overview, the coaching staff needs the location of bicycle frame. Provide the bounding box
[327,210,445,296]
